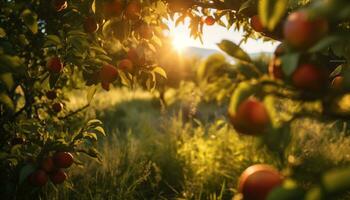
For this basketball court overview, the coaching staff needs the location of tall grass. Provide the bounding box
[42,87,350,200]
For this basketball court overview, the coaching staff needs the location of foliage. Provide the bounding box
[1,0,350,199]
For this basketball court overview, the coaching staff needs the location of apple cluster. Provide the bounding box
[229,8,338,136]
[28,152,74,187]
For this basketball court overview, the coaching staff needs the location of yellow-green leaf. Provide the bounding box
[218,40,252,63]
[152,67,167,79]
[259,0,288,31]
[0,27,6,38]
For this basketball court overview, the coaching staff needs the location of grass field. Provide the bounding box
[41,85,350,200]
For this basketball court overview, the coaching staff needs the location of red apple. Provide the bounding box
[251,15,264,33]
[125,0,141,20]
[118,59,133,72]
[292,63,328,92]
[228,98,270,135]
[47,57,63,73]
[331,76,343,90]
[52,102,63,113]
[138,24,153,39]
[53,152,74,168]
[46,90,57,100]
[204,16,215,26]
[28,170,48,187]
[274,43,285,57]
[238,164,283,200]
[127,48,145,67]
[52,0,67,12]
[283,11,329,50]
[84,16,99,33]
[50,169,67,184]
[99,64,118,83]
[40,157,55,173]
[101,81,110,91]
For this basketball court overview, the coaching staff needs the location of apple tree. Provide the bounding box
[0,0,168,198]
[166,0,350,199]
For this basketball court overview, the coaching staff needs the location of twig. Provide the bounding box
[58,104,90,120]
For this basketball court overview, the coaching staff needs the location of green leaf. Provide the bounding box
[228,81,259,116]
[87,119,103,127]
[92,0,96,13]
[79,148,102,162]
[84,132,97,140]
[304,187,323,200]
[0,93,15,111]
[238,0,255,14]
[267,185,305,200]
[20,9,38,34]
[322,167,350,195]
[152,67,167,79]
[259,0,288,31]
[118,71,131,87]
[309,35,341,53]
[49,74,60,89]
[19,164,36,185]
[0,73,14,91]
[0,27,6,38]
[0,54,23,71]
[91,126,105,136]
[217,40,252,63]
[86,85,97,104]
[280,53,300,76]
[44,35,61,47]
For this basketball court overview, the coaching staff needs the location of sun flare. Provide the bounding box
[172,36,188,52]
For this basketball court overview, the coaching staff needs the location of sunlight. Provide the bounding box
[166,16,279,54]
[172,35,188,52]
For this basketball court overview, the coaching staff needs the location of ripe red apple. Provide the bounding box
[101,81,110,91]
[52,0,67,12]
[228,98,270,135]
[292,63,328,92]
[84,17,99,33]
[103,0,123,17]
[251,15,264,33]
[138,24,153,39]
[204,16,215,26]
[283,11,329,50]
[127,48,145,67]
[50,169,67,184]
[118,59,133,72]
[331,76,343,90]
[47,57,63,73]
[46,90,57,100]
[99,64,118,83]
[274,43,285,57]
[52,102,63,113]
[125,0,141,20]
[53,152,74,168]
[28,170,48,187]
[238,164,283,200]
[40,157,55,173]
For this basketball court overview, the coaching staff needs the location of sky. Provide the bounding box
[166,17,280,54]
